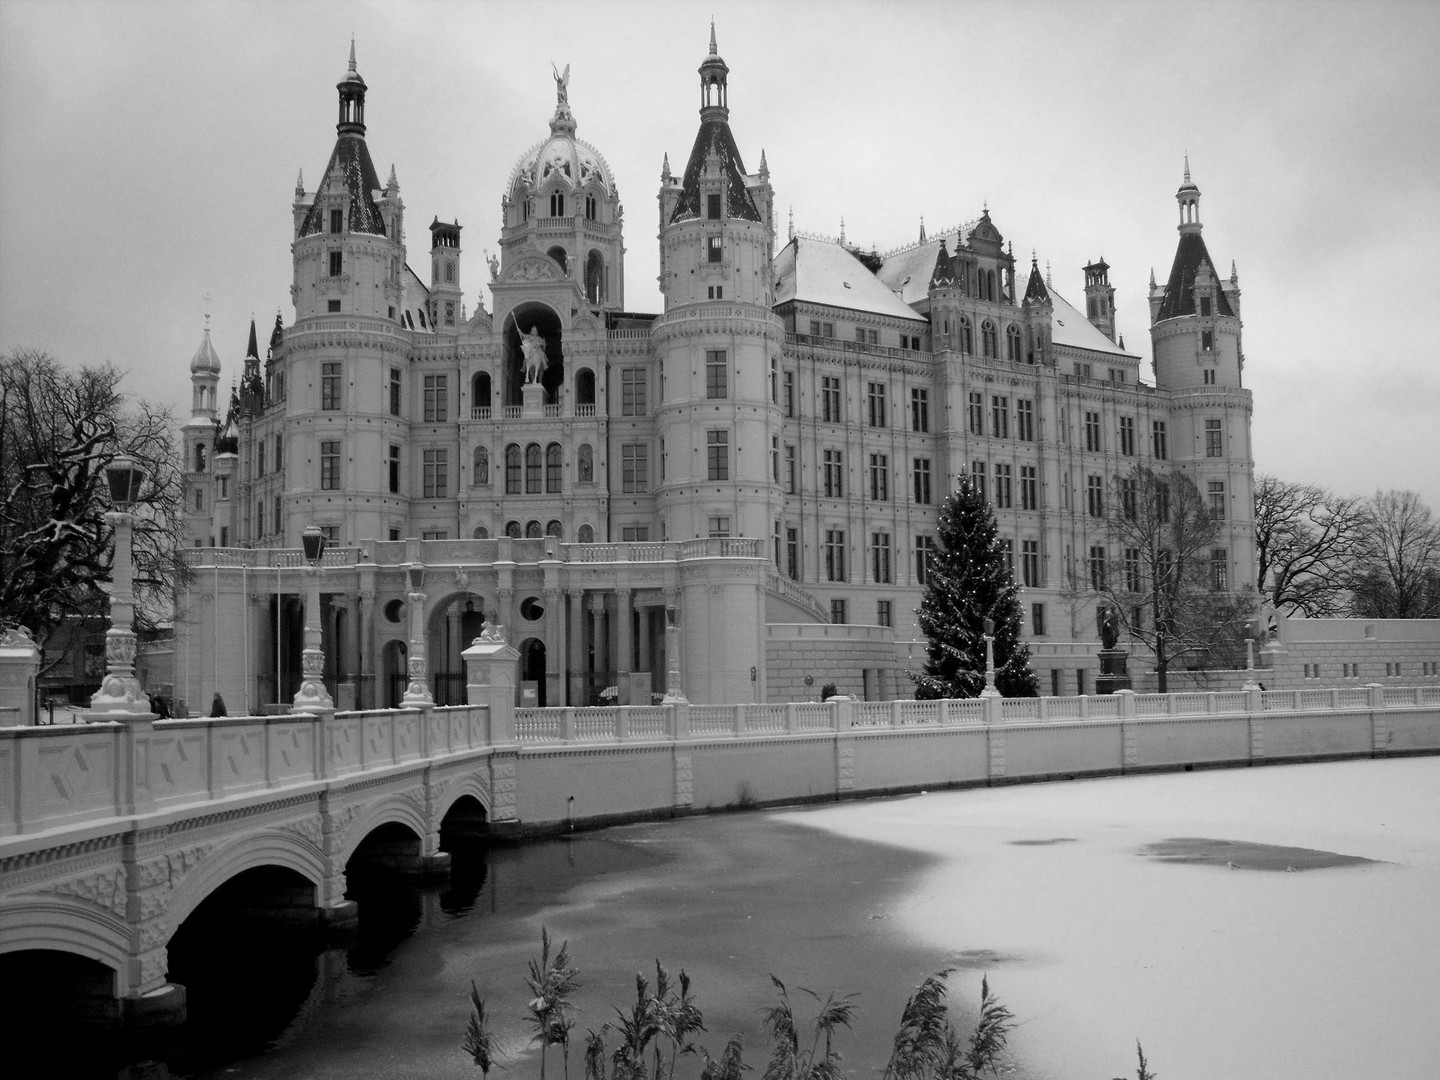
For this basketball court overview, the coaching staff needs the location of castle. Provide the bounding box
[175,31,1256,712]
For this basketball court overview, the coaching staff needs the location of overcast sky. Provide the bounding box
[3,0,1437,510]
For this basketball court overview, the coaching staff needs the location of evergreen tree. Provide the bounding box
[913,477,1038,698]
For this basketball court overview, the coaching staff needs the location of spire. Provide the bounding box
[709,19,718,58]
[919,216,926,243]
[1023,256,1051,305]
[336,39,367,136]
[662,152,671,181]
[929,239,955,288]
[669,27,758,224]
[1149,267,1157,288]
[759,148,769,179]
[698,22,730,121]
[1046,261,1052,287]
[269,309,284,357]
[245,316,259,361]
[1176,157,1201,233]
[386,163,399,193]
[348,35,356,74]
[295,168,304,197]
[1230,259,1238,282]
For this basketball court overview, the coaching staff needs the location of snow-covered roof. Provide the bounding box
[774,236,926,323]
[398,264,434,334]
[1048,286,1137,359]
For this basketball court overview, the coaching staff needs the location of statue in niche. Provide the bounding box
[520,326,549,384]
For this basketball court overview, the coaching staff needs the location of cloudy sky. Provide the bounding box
[3,0,1438,509]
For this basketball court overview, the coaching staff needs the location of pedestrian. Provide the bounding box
[210,692,227,717]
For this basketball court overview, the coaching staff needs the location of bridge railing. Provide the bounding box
[4,685,1439,838]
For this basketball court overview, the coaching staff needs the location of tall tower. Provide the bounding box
[653,25,784,543]
[428,217,463,331]
[1082,258,1116,342]
[183,316,222,546]
[1150,161,1256,598]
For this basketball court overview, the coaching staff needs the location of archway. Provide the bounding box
[520,637,547,707]
[343,821,427,971]
[504,303,564,405]
[471,371,492,416]
[438,794,490,914]
[381,638,407,708]
[584,249,605,305]
[422,590,489,704]
[0,949,119,1030]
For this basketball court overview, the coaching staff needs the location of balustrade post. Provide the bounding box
[832,698,854,730]
[1367,682,1384,710]
[669,700,691,741]
[615,706,630,741]
[462,630,519,744]
[982,693,1002,726]
[937,699,949,726]
[1078,695,1090,719]
[785,703,799,733]
[561,708,576,742]
[732,704,745,736]
[1115,689,1135,717]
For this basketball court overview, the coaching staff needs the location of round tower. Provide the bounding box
[653,26,784,543]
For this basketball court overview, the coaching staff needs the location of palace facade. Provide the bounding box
[175,31,1255,713]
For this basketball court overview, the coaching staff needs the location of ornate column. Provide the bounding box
[544,586,562,707]
[662,590,687,704]
[358,589,376,710]
[616,587,634,701]
[401,586,434,707]
[293,533,334,713]
[589,592,608,702]
[567,589,585,706]
[89,510,149,714]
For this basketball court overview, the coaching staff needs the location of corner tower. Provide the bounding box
[653,26,784,543]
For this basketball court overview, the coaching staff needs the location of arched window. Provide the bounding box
[525,443,542,493]
[505,444,522,494]
[1006,324,1021,362]
[578,523,594,544]
[505,520,522,538]
[473,525,490,539]
[549,191,565,217]
[472,371,491,415]
[585,250,604,305]
[576,368,596,406]
[526,520,543,538]
[585,194,597,221]
[546,443,562,493]
[577,443,594,483]
[958,316,973,354]
[547,245,568,274]
[546,519,563,538]
[982,320,997,358]
[473,446,489,486]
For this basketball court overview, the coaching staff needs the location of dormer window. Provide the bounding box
[329,208,343,234]
[707,193,722,220]
[1200,295,1212,317]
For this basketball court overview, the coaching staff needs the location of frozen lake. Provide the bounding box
[159,756,1438,1080]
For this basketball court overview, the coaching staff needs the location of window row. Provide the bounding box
[1085,546,1231,593]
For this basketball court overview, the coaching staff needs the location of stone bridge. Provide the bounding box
[3,671,1439,1028]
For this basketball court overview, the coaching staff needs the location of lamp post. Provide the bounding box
[292,524,334,711]
[89,455,150,715]
[979,616,1001,699]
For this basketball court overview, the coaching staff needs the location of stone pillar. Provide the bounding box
[662,596,687,704]
[589,593,608,702]
[567,590,585,706]
[358,589,376,710]
[401,589,434,707]
[464,631,520,744]
[544,586,563,708]
[616,588,633,702]
[522,381,546,418]
[0,626,41,725]
[89,510,149,715]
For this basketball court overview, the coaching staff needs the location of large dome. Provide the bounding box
[507,115,617,199]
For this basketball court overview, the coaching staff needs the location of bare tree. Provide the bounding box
[1096,466,1253,692]
[0,349,185,674]
[1253,475,1370,616]
[1347,490,1440,618]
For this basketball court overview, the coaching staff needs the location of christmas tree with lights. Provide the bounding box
[913,476,1039,698]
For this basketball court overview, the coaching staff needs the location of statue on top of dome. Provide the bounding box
[551,62,570,107]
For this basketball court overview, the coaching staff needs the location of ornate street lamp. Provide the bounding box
[89,455,150,714]
[979,616,1001,699]
[292,524,334,711]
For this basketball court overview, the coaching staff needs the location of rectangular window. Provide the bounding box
[968,391,984,436]
[1121,476,1138,520]
[867,382,887,428]
[256,442,265,477]
[912,458,932,504]
[422,448,448,498]
[320,440,340,490]
[705,350,728,399]
[621,367,648,415]
[1208,480,1226,520]
[1153,420,1168,460]
[1087,474,1104,517]
[786,527,799,580]
[770,357,778,403]
[329,250,343,276]
[877,600,893,628]
[329,208,343,233]
[1022,539,1040,587]
[994,463,1013,509]
[707,236,723,262]
[320,525,340,544]
[971,460,987,502]
[821,377,842,422]
[783,371,795,417]
[785,444,797,494]
[220,525,229,547]
[1084,411,1101,452]
[830,598,848,624]
[707,193,722,220]
[825,530,847,582]
[1211,548,1229,591]
[1202,329,1214,351]
[1016,398,1035,441]
[911,388,930,432]
[274,495,282,541]
[421,530,448,541]
[1204,368,1216,385]
[998,538,1015,579]
[823,449,844,497]
[1157,482,1172,523]
[388,444,400,493]
[423,374,448,422]
[193,488,204,511]
[1205,418,1223,457]
[869,453,889,501]
[871,532,892,584]
[621,443,649,492]
[274,434,283,471]
[621,526,651,542]
[321,362,341,410]
[1020,465,1038,510]
[1119,415,1136,456]
[1089,545,1107,591]
[708,516,731,538]
[1031,603,1046,637]
[915,535,936,585]
[1124,547,1142,592]
[771,436,780,483]
[991,395,1009,438]
[773,521,782,568]
[217,475,228,499]
[707,430,729,480]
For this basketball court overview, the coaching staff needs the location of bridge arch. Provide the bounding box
[334,794,431,869]
[0,897,131,995]
[438,774,492,821]
[164,830,326,932]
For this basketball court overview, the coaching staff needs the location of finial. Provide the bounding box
[709,19,718,56]
[661,152,671,181]
[759,148,769,178]
[1031,249,1037,266]
[840,217,846,244]
[1149,267,1157,288]
[1183,152,1191,183]
[919,215,926,243]
[295,168,304,196]
[1045,261,1052,287]
[788,205,794,241]
[348,36,357,73]
[1119,334,1126,349]
[203,293,212,332]
[1230,259,1238,282]
[387,163,398,191]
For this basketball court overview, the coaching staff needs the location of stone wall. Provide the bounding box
[765,623,899,702]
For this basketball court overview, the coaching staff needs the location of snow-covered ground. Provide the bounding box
[776,758,1440,1080]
